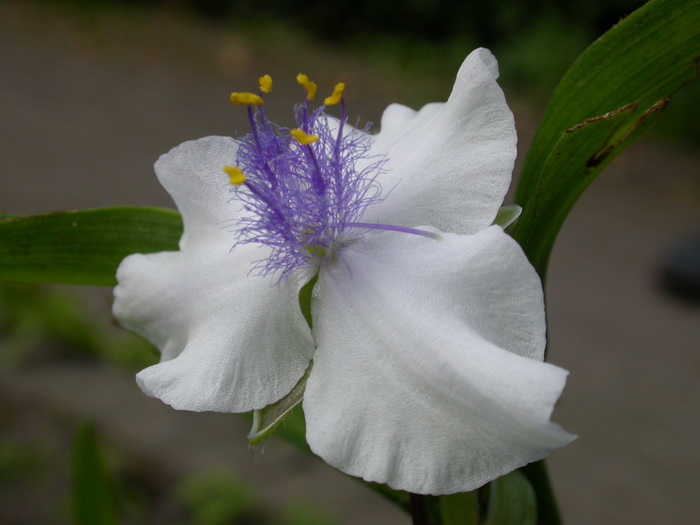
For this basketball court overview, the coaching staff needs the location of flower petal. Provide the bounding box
[154,135,243,248]
[114,135,315,412]
[114,243,315,412]
[304,227,573,494]
[363,48,517,235]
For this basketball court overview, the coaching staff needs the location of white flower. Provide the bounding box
[113,48,574,495]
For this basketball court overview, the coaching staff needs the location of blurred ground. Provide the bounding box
[1,2,699,524]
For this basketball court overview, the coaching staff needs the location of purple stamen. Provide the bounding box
[229,82,436,281]
[345,222,442,240]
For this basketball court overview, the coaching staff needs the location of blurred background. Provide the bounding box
[1,0,698,523]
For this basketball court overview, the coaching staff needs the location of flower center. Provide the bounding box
[224,74,438,281]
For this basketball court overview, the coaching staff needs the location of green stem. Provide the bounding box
[410,493,428,525]
[521,461,563,525]
[410,493,440,525]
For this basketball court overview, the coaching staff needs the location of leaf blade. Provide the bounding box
[0,207,182,286]
[512,0,700,277]
[486,471,537,525]
[71,422,120,525]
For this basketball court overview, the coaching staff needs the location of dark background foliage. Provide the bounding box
[46,0,699,143]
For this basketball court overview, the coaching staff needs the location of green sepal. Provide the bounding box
[492,205,522,229]
[248,362,312,446]
[298,273,318,329]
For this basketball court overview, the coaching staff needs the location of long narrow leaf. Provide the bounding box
[71,422,119,525]
[512,0,700,277]
[486,471,536,525]
[515,99,667,275]
[0,207,181,286]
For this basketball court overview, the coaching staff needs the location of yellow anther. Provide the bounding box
[223,166,247,185]
[230,92,263,106]
[259,75,272,94]
[324,83,346,106]
[296,73,317,101]
[291,128,319,145]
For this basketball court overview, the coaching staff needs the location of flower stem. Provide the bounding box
[521,460,563,525]
[410,493,429,525]
[410,493,440,525]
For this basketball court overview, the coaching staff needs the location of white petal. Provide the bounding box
[154,135,242,248]
[116,136,315,412]
[377,103,422,134]
[363,48,517,234]
[304,227,573,494]
[114,242,314,412]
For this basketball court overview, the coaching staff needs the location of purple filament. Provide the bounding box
[346,222,442,240]
[231,92,386,280]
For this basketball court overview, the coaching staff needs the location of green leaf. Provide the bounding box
[515,99,666,277]
[71,422,119,525]
[176,470,259,524]
[0,207,181,286]
[486,471,537,525]
[512,0,700,277]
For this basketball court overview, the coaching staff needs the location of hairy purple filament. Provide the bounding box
[231,92,388,280]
